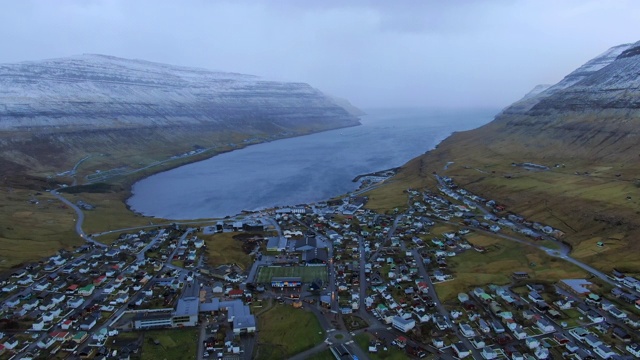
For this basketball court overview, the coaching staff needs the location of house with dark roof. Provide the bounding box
[295,237,318,252]
[302,248,328,265]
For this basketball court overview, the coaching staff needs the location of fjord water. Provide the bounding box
[127,108,496,219]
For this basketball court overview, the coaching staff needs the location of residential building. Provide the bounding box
[392,316,415,333]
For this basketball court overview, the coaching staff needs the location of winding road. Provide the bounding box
[50,189,107,248]
[433,174,639,298]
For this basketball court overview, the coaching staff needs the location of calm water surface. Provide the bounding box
[127,108,496,219]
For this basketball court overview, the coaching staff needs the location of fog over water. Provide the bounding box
[127,108,497,219]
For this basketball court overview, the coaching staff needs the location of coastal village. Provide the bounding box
[1,173,640,360]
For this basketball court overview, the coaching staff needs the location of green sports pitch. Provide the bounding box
[255,265,328,284]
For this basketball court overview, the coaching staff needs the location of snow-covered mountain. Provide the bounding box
[402,40,640,272]
[499,42,635,116]
[0,54,363,180]
[0,54,360,130]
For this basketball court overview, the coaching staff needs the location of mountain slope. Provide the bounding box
[386,40,640,273]
[0,54,359,130]
[0,54,360,180]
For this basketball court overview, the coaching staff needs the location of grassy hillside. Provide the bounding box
[0,125,349,271]
[366,117,640,274]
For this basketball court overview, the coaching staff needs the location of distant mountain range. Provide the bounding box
[0,54,361,181]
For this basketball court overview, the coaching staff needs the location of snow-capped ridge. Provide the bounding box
[0,54,360,131]
[500,41,639,116]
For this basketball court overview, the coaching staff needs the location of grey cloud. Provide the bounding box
[0,0,639,108]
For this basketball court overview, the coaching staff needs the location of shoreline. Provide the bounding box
[351,167,400,182]
[116,122,363,219]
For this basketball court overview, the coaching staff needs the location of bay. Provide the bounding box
[127,108,497,219]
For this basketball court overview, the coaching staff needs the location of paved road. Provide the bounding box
[434,174,640,298]
[50,190,107,248]
[367,214,401,263]
[91,219,222,239]
[408,246,481,360]
[196,318,208,360]
[136,229,166,262]
[70,155,92,186]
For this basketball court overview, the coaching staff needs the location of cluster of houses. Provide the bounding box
[0,223,260,359]
[275,177,640,359]
[436,176,566,240]
[3,169,639,360]
[380,277,639,359]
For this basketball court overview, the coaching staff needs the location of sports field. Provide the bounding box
[256,265,328,284]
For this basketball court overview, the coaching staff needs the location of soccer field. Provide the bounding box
[256,265,328,284]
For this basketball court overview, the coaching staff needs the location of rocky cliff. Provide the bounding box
[0,54,360,177]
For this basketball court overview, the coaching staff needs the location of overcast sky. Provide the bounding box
[1,0,639,109]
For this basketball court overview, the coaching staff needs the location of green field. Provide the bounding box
[139,328,198,360]
[256,265,328,284]
[435,234,587,301]
[256,304,325,360]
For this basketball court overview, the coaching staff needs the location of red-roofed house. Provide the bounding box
[93,275,107,286]
[50,331,71,342]
[61,319,73,330]
[417,282,429,294]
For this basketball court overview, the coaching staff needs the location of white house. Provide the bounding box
[80,316,98,331]
[536,318,555,333]
[513,325,527,340]
[569,327,589,342]
[33,281,50,291]
[625,343,640,358]
[51,293,66,305]
[413,310,430,323]
[22,299,40,311]
[392,316,415,333]
[60,319,73,330]
[42,311,58,322]
[67,297,84,309]
[608,306,627,319]
[32,318,45,331]
[478,318,491,333]
[471,337,485,349]
[526,338,540,349]
[115,293,129,304]
[584,334,602,348]
[452,342,471,359]
[17,276,33,286]
[534,347,549,359]
[3,338,19,350]
[482,346,498,360]
[5,298,19,308]
[593,344,616,359]
[459,323,475,338]
[587,311,604,323]
[36,336,56,349]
